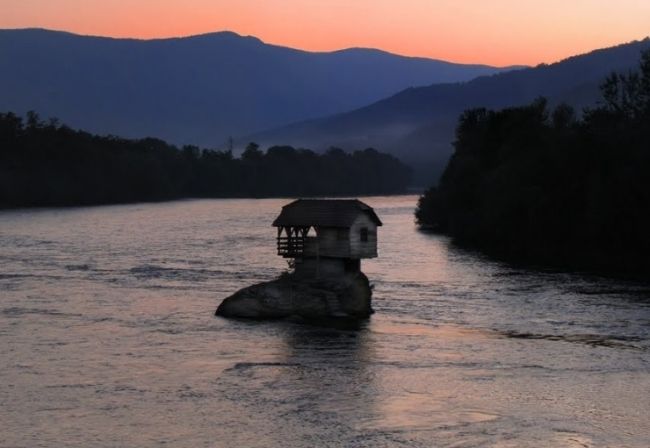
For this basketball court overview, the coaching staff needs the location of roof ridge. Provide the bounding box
[273,198,382,227]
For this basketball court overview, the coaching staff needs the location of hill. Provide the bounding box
[0,28,516,147]
[251,38,650,184]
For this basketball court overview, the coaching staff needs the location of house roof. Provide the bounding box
[272,199,382,228]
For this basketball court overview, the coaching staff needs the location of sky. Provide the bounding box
[2,0,650,66]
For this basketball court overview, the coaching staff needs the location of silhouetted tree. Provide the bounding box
[242,142,263,161]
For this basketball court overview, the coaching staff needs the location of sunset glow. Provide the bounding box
[2,0,650,66]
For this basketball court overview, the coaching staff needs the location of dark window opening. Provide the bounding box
[360,227,368,242]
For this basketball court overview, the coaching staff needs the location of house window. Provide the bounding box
[360,227,368,242]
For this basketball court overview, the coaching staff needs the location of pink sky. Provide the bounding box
[3,0,650,66]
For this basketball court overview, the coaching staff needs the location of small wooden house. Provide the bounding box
[272,199,382,277]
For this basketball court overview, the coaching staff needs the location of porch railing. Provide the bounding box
[277,236,305,257]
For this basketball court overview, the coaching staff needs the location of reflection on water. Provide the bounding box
[1,196,649,447]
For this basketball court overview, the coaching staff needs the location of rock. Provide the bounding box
[215,272,373,319]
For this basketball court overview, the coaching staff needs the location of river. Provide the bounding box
[1,196,649,447]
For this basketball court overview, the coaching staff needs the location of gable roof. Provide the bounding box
[272,199,382,228]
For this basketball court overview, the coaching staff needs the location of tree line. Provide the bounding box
[0,115,411,208]
[416,50,650,278]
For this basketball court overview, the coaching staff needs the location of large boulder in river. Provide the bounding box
[215,272,373,319]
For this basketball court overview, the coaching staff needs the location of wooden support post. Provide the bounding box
[316,238,320,279]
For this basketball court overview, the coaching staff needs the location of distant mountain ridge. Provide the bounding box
[251,38,650,183]
[0,28,519,147]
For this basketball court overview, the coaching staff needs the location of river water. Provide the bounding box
[1,196,649,447]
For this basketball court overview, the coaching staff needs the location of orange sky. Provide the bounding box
[3,0,650,66]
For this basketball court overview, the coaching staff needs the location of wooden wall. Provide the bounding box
[297,212,378,259]
[349,214,378,259]
[304,229,350,258]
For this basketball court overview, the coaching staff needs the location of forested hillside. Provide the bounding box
[0,112,411,208]
[416,50,650,278]
[254,39,650,184]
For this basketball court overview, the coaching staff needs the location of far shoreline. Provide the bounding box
[0,192,421,213]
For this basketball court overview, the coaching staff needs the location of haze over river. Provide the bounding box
[1,196,649,447]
